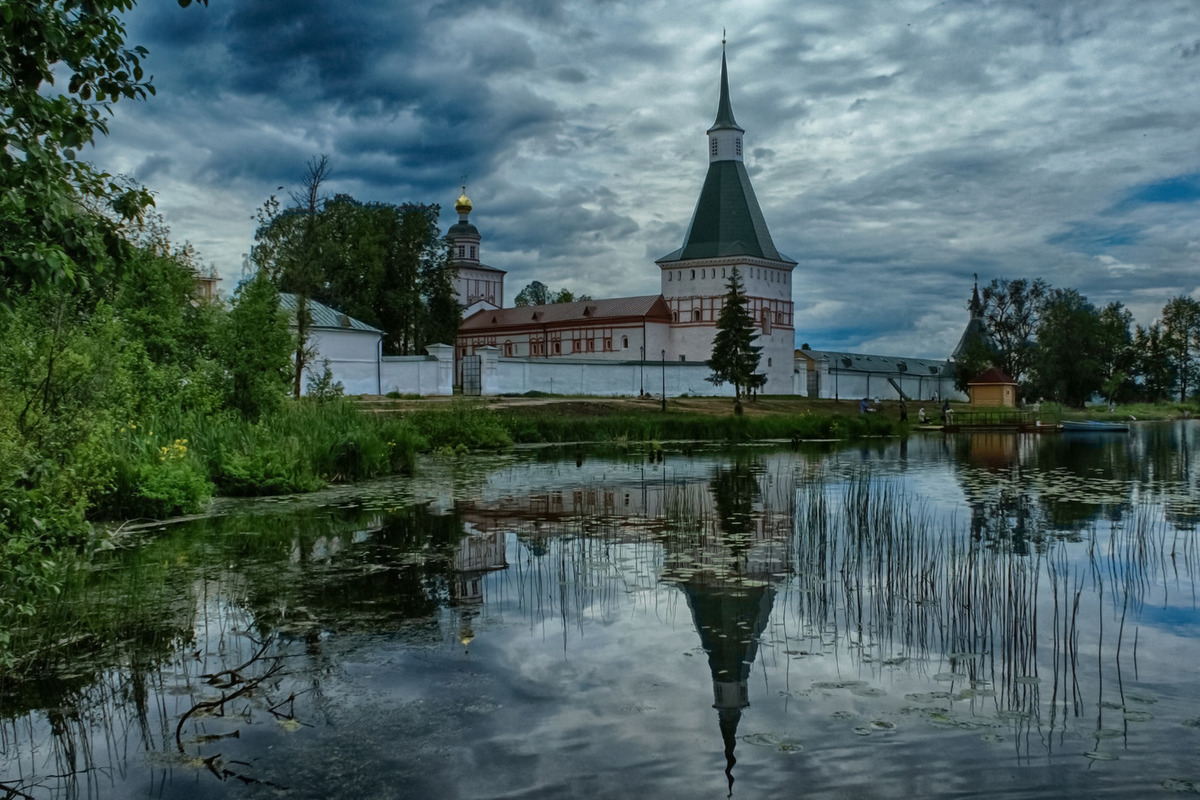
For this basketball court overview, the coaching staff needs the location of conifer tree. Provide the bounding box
[707,267,762,415]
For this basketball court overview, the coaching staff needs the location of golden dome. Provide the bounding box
[455,190,472,214]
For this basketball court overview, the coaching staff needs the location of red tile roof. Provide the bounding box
[970,367,1015,384]
[461,295,671,331]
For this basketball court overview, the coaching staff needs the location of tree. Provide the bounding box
[707,267,762,415]
[1,0,206,303]
[1133,322,1172,401]
[953,337,995,394]
[980,277,1049,386]
[513,281,591,306]
[1029,289,1104,408]
[219,271,292,420]
[254,175,452,357]
[1161,295,1200,402]
[252,155,332,396]
[1095,302,1135,403]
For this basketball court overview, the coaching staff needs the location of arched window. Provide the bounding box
[692,309,701,322]
[469,246,476,259]
[668,271,672,281]
[691,269,696,280]
[622,336,629,349]
[672,311,678,322]
[722,268,726,278]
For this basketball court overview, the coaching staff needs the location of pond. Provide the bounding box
[3,422,1200,799]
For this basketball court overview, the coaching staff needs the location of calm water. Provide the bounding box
[3,423,1200,799]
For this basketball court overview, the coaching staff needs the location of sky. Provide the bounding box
[91,0,1200,359]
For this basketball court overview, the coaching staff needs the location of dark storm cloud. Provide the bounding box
[94,0,1200,356]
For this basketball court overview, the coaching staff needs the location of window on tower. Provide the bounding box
[711,138,718,157]
[736,137,742,157]
[470,246,476,258]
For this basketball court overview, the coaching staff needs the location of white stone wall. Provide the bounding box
[476,351,736,397]
[305,328,381,396]
[380,344,455,397]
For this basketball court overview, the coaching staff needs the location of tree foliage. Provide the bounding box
[1161,295,1200,402]
[253,163,458,358]
[1,0,206,302]
[513,280,592,306]
[707,268,763,415]
[980,278,1048,385]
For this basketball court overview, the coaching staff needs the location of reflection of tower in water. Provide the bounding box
[663,461,792,795]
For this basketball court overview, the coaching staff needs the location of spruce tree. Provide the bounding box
[707,267,762,415]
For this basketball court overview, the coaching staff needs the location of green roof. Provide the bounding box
[279,293,382,334]
[658,161,793,263]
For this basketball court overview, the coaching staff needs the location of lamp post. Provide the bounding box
[661,349,667,412]
[639,345,644,396]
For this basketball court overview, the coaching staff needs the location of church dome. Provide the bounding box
[455,191,472,215]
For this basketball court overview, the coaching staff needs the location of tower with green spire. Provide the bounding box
[657,42,797,391]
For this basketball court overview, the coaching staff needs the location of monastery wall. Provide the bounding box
[477,351,736,398]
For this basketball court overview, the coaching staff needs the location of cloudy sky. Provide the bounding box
[92,0,1200,358]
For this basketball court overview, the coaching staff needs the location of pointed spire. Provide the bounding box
[969,273,982,319]
[711,38,742,133]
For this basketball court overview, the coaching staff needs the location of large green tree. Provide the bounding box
[1029,289,1105,407]
[253,170,457,358]
[1133,322,1172,401]
[1161,295,1200,402]
[707,267,763,415]
[980,277,1049,386]
[1,0,205,303]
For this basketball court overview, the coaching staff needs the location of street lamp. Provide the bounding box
[661,348,667,412]
[640,345,644,396]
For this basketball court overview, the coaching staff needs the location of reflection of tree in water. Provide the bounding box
[794,470,1199,745]
[1,500,486,797]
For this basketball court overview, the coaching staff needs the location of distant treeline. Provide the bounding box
[954,278,1200,407]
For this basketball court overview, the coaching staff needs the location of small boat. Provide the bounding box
[1060,420,1129,433]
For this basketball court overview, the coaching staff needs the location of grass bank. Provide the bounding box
[390,395,905,447]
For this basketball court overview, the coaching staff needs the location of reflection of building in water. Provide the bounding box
[449,528,508,648]
[663,462,793,794]
[454,454,793,789]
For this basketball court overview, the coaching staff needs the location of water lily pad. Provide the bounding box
[1160,778,1198,793]
[852,726,873,736]
[870,719,897,731]
[1083,750,1117,761]
[1181,718,1200,729]
[1123,710,1153,722]
[276,718,303,733]
[830,710,858,721]
[934,672,968,682]
[980,733,1006,744]
[741,732,803,753]
[851,686,886,697]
